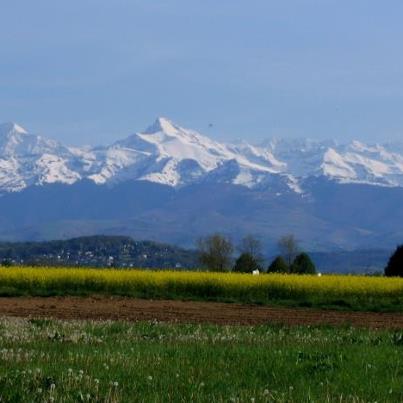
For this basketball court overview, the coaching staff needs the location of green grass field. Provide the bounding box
[1,267,403,312]
[0,318,402,402]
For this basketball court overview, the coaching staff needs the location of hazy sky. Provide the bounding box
[1,0,403,145]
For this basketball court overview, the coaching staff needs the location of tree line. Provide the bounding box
[197,233,316,274]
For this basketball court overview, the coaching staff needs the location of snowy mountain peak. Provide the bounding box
[0,122,28,136]
[0,118,402,194]
[144,117,181,136]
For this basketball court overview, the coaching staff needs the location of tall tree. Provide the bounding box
[197,233,234,272]
[278,234,299,267]
[238,235,264,267]
[385,245,403,277]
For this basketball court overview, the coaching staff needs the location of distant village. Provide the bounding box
[0,236,197,269]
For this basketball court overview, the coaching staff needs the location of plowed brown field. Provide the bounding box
[0,296,403,328]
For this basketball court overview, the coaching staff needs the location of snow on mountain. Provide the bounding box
[0,122,64,156]
[261,137,337,178]
[228,142,286,171]
[0,122,81,191]
[320,141,403,186]
[260,136,403,187]
[0,118,402,194]
[86,117,285,189]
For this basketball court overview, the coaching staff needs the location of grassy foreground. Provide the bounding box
[1,267,403,311]
[0,318,402,402]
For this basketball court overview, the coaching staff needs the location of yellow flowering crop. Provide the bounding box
[0,267,402,306]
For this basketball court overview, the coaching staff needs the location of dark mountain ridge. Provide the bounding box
[0,178,401,253]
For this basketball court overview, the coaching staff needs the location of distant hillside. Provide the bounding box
[0,235,198,269]
[309,249,390,274]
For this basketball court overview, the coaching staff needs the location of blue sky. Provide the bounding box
[1,0,403,145]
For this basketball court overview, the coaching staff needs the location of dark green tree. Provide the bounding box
[233,252,262,273]
[290,253,316,274]
[385,245,403,277]
[267,256,289,273]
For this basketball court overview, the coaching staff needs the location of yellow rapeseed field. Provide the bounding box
[0,267,403,309]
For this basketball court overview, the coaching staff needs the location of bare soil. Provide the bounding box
[0,296,403,328]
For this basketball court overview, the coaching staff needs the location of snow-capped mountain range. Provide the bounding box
[0,117,403,194]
